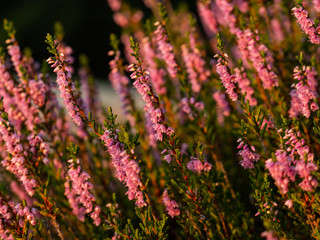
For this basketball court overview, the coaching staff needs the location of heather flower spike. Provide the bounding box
[45,33,82,126]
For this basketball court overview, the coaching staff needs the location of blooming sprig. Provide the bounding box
[162,189,180,218]
[100,109,147,208]
[213,91,230,125]
[181,43,209,93]
[292,5,320,44]
[237,138,261,169]
[265,150,296,194]
[65,158,101,226]
[0,106,36,196]
[128,37,174,142]
[186,156,212,174]
[289,65,319,118]
[266,128,318,193]
[108,47,136,128]
[180,97,205,121]
[153,22,178,80]
[313,0,320,12]
[234,67,257,106]
[236,29,279,90]
[45,34,82,126]
[0,194,37,240]
[140,37,167,96]
[215,0,238,34]
[197,1,218,38]
[0,50,42,131]
[215,53,238,101]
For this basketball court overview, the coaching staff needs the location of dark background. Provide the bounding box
[0,0,195,78]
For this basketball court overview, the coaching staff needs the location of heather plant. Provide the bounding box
[1,0,320,239]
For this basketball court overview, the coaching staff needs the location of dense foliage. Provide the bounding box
[1,0,320,239]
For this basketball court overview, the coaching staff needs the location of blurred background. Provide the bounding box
[0,0,196,78]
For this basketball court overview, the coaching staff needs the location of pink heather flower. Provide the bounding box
[144,112,157,148]
[236,29,278,89]
[0,57,43,131]
[108,50,136,128]
[113,12,130,28]
[313,0,320,12]
[162,189,180,218]
[154,22,178,80]
[259,118,274,131]
[187,156,212,174]
[0,117,36,196]
[271,19,285,43]
[107,0,122,11]
[100,130,146,207]
[0,197,37,239]
[267,128,318,193]
[237,139,261,169]
[283,128,314,161]
[284,199,293,209]
[128,64,174,142]
[6,43,24,79]
[197,2,218,37]
[292,6,320,44]
[234,67,257,106]
[265,150,296,194]
[213,92,230,125]
[295,160,318,191]
[140,37,167,95]
[28,79,47,107]
[161,149,174,163]
[27,132,50,164]
[56,40,74,74]
[65,160,101,225]
[64,180,86,222]
[215,0,237,34]
[289,66,318,118]
[180,97,204,121]
[47,55,82,126]
[261,230,278,240]
[215,54,238,101]
[235,0,249,13]
[181,44,209,93]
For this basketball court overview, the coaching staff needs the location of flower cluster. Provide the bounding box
[186,156,212,174]
[108,50,136,127]
[162,189,180,218]
[266,128,318,193]
[289,66,318,118]
[0,115,36,196]
[140,37,167,95]
[153,22,178,80]
[181,44,209,93]
[65,159,101,226]
[197,2,218,37]
[180,97,204,121]
[213,92,230,125]
[100,130,146,208]
[292,6,320,44]
[47,53,82,126]
[237,139,261,169]
[265,150,296,194]
[128,63,174,141]
[0,198,37,240]
[234,67,257,106]
[215,54,238,101]
[237,29,279,89]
